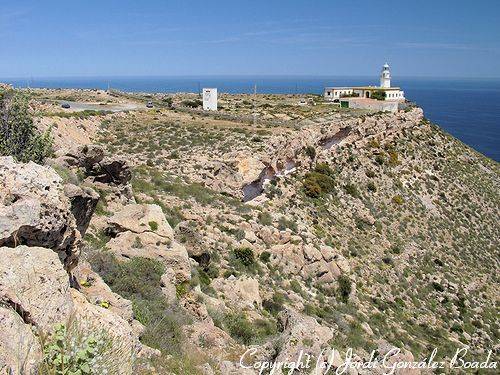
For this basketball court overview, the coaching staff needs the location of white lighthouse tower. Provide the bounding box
[380,63,391,88]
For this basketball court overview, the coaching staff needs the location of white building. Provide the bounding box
[203,88,218,111]
[324,63,405,103]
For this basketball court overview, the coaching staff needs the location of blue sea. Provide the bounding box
[3,76,499,161]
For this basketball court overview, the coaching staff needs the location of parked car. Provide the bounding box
[61,103,70,109]
[146,101,153,108]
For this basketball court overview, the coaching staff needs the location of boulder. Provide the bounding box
[0,246,73,331]
[73,261,135,325]
[66,144,105,170]
[91,156,132,185]
[0,306,41,375]
[106,231,172,260]
[107,204,174,239]
[273,309,334,373]
[211,277,261,310]
[64,184,99,236]
[0,157,80,270]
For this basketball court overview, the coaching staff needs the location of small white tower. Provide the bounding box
[380,63,391,88]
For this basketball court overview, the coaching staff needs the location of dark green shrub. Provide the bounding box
[344,183,360,198]
[371,90,386,101]
[304,145,316,159]
[259,251,271,263]
[0,90,53,163]
[89,252,189,353]
[337,275,352,303]
[233,247,255,266]
[314,163,335,177]
[258,211,273,226]
[375,154,385,165]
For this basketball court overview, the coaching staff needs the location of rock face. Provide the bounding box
[274,309,334,373]
[106,203,190,284]
[107,203,174,238]
[64,184,99,236]
[0,246,74,331]
[54,144,132,185]
[0,245,145,374]
[0,156,81,270]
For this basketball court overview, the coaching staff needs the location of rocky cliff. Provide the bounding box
[1,91,498,374]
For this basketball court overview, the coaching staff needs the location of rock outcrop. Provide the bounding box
[0,156,81,270]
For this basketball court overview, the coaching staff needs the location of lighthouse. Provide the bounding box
[380,63,391,88]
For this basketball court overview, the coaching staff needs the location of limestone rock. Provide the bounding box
[64,183,99,236]
[73,261,135,325]
[211,277,261,310]
[273,309,334,373]
[107,203,174,239]
[0,246,73,331]
[0,307,41,375]
[0,157,80,270]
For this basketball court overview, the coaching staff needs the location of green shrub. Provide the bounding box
[148,221,159,231]
[39,321,129,375]
[258,211,273,226]
[0,89,53,163]
[262,292,286,316]
[259,251,271,263]
[89,253,189,353]
[371,90,386,101]
[303,163,336,198]
[181,99,202,108]
[337,275,352,303]
[304,145,316,159]
[278,216,298,232]
[233,247,255,266]
[375,154,385,165]
[218,312,277,345]
[392,195,404,205]
[367,182,377,192]
[344,183,360,198]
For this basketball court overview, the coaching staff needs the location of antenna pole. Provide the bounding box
[253,84,257,126]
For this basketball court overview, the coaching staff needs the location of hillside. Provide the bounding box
[1,88,498,374]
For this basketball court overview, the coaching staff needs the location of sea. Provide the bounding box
[2,76,499,161]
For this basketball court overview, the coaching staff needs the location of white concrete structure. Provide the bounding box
[380,62,391,88]
[203,88,217,111]
[324,63,405,104]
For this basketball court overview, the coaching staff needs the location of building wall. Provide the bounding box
[324,88,354,101]
[203,88,218,111]
[342,99,399,112]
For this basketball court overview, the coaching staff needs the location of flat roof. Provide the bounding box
[325,86,402,91]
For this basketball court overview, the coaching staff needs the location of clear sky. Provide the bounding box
[1,0,499,78]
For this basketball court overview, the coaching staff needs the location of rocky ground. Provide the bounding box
[1,88,498,374]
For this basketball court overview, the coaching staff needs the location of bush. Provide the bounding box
[258,211,273,226]
[337,275,352,303]
[277,216,298,233]
[148,221,159,231]
[304,145,316,159]
[392,195,404,205]
[89,253,189,353]
[367,182,377,192]
[344,183,360,198]
[259,251,271,263]
[371,90,386,101]
[0,89,53,163]
[218,312,277,345]
[181,99,202,108]
[233,247,255,266]
[303,172,336,198]
[262,292,286,316]
[39,320,130,375]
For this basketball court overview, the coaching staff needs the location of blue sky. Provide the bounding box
[1,0,499,78]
